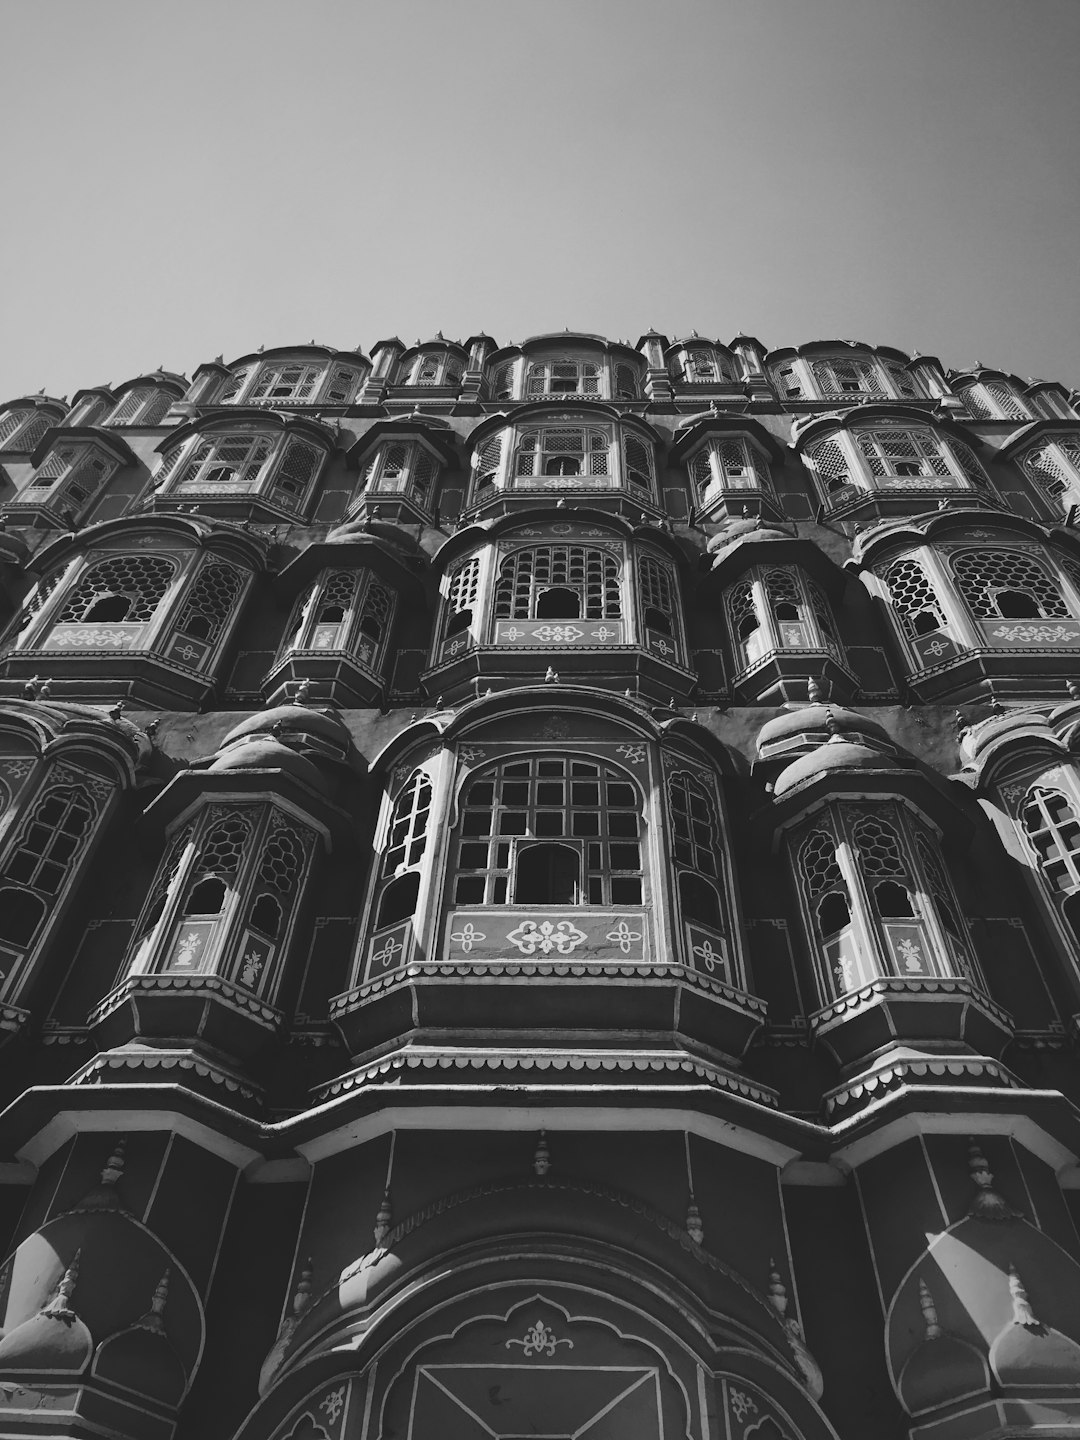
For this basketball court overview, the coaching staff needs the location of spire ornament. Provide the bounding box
[686,1194,704,1246]
[967,1139,1021,1221]
[1009,1265,1042,1331]
[373,1187,393,1247]
[533,1131,550,1177]
[135,1269,171,1335]
[44,1252,80,1323]
[918,1278,942,1340]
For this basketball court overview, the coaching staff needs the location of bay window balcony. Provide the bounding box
[953,371,1033,421]
[4,431,133,529]
[767,345,927,406]
[485,340,644,403]
[1011,429,1080,514]
[0,397,67,455]
[100,373,185,427]
[393,342,466,389]
[723,564,854,703]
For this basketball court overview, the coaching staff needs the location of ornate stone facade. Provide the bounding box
[0,334,1077,1438]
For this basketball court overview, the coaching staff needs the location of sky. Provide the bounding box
[2,0,1080,402]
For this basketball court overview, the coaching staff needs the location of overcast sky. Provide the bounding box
[3,0,1079,401]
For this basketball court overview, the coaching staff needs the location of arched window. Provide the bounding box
[514,427,611,487]
[493,547,621,622]
[804,438,853,496]
[613,363,638,400]
[473,435,503,493]
[491,362,515,401]
[398,353,464,387]
[248,363,323,403]
[15,442,118,520]
[0,407,56,452]
[854,429,954,483]
[162,431,324,514]
[638,555,679,649]
[622,435,654,492]
[174,563,244,646]
[799,831,850,939]
[1020,437,1080,504]
[0,785,96,950]
[104,388,175,427]
[382,770,432,880]
[53,555,176,627]
[361,440,438,505]
[688,439,770,499]
[724,568,842,671]
[216,365,256,404]
[1020,788,1080,893]
[245,823,306,943]
[810,357,886,399]
[883,362,923,399]
[951,549,1069,621]
[677,348,733,385]
[881,558,947,639]
[452,757,643,906]
[443,558,481,640]
[958,381,1030,420]
[525,359,601,398]
[174,435,274,491]
[669,772,725,936]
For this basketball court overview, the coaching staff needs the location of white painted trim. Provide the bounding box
[15,1109,262,1170]
[293,1106,803,1168]
[830,1104,1078,1172]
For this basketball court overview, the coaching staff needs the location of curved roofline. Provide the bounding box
[670,413,785,462]
[950,367,1025,388]
[276,532,429,597]
[851,505,1076,567]
[29,512,270,572]
[111,371,187,396]
[370,686,739,778]
[428,504,688,572]
[998,418,1080,459]
[156,409,339,454]
[69,385,117,406]
[0,700,146,786]
[704,531,849,595]
[1,395,67,415]
[30,426,136,468]
[465,403,663,448]
[790,404,984,453]
[223,344,371,370]
[392,339,469,360]
[487,336,643,366]
[345,416,459,467]
[664,336,737,356]
[764,341,913,366]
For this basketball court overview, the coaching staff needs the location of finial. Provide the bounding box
[556,498,566,508]
[101,1136,126,1187]
[824,707,842,738]
[668,695,677,711]
[1068,680,1080,702]
[290,1258,313,1319]
[544,667,558,683]
[294,678,312,706]
[624,688,633,699]
[373,1187,392,1247]
[967,1138,1020,1220]
[44,1251,80,1321]
[807,675,822,704]
[108,699,126,721]
[136,1269,170,1333]
[918,1277,942,1340]
[436,330,444,341]
[938,498,949,510]
[767,1260,788,1319]
[23,675,42,700]
[1009,1265,1041,1329]
[433,695,444,709]
[37,678,52,699]
[686,1194,704,1245]
[533,1131,550,1177]
[144,718,160,743]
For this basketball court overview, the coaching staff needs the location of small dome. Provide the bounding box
[208,737,328,793]
[773,738,900,798]
[991,1321,1080,1388]
[221,705,350,750]
[898,1333,990,1415]
[0,1308,93,1372]
[95,1323,186,1405]
[757,704,889,757]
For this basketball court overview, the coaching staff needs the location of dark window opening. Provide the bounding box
[551,378,578,393]
[679,872,721,928]
[995,589,1042,619]
[875,880,914,918]
[180,613,212,640]
[644,606,671,635]
[536,587,580,620]
[185,876,226,916]
[377,871,420,928]
[249,892,282,937]
[544,456,581,476]
[895,461,922,477]
[446,608,472,637]
[514,843,581,905]
[0,889,45,947]
[774,601,800,623]
[318,603,346,624]
[817,892,850,937]
[360,614,383,641]
[83,593,132,623]
[912,609,940,636]
[205,465,237,484]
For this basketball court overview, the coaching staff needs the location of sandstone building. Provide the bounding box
[0,332,1078,1437]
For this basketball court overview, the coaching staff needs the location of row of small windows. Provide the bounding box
[11,415,1080,529]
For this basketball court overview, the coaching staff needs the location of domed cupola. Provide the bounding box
[770,709,902,799]
[87,699,361,1100]
[0,1254,93,1373]
[896,1277,991,1418]
[93,1270,188,1407]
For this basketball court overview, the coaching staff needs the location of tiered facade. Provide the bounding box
[0,333,1079,1437]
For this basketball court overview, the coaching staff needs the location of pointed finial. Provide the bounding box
[1068,680,1080,702]
[686,1194,704,1246]
[624,688,633,699]
[544,667,558,683]
[290,1259,313,1319]
[807,675,822,704]
[108,699,126,722]
[294,677,312,705]
[767,1260,789,1319]
[533,1131,550,1177]
[824,707,842,738]
[101,1136,126,1187]
[373,1187,392,1247]
[38,678,52,699]
[967,1138,1021,1220]
[556,497,566,508]
[1009,1264,1041,1329]
[136,1269,170,1333]
[23,675,42,700]
[44,1251,80,1321]
[918,1278,942,1340]
[668,695,677,711]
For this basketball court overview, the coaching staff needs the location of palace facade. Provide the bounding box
[0,333,1078,1438]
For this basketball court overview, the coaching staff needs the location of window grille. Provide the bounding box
[62,451,113,510]
[186,812,252,896]
[216,365,254,404]
[382,770,432,878]
[808,577,842,657]
[798,830,847,910]
[452,756,643,906]
[680,348,731,385]
[133,825,192,947]
[29,446,76,489]
[3,786,95,897]
[881,558,945,639]
[884,362,922,399]
[775,365,803,399]
[914,830,966,947]
[725,580,760,665]
[805,438,852,495]
[854,429,953,483]
[491,363,514,400]
[400,353,463,387]
[324,366,361,404]
[176,435,273,492]
[0,409,52,451]
[669,773,719,879]
[951,549,1068,619]
[256,823,305,895]
[494,546,621,620]
[638,555,677,634]
[1021,788,1080,892]
[1022,439,1080,500]
[357,579,393,660]
[960,383,1028,420]
[811,358,885,398]
[316,571,358,626]
[248,364,322,403]
[0,411,27,446]
[444,557,480,637]
[526,360,601,397]
[269,437,322,510]
[948,438,991,490]
[614,363,638,399]
[106,387,173,427]
[474,434,502,491]
[364,440,437,501]
[514,427,611,486]
[56,555,176,625]
[623,435,653,491]
[854,816,907,876]
[7,567,65,641]
[1062,558,1080,604]
[176,563,244,645]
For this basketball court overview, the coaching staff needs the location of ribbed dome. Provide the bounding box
[757,704,889,757]
[773,738,900,797]
[208,737,327,793]
[221,705,349,749]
